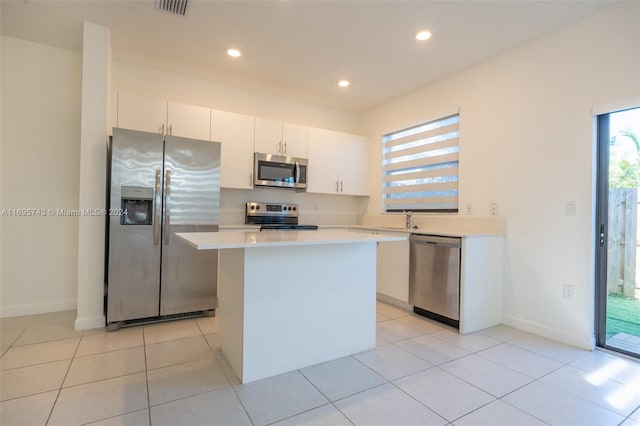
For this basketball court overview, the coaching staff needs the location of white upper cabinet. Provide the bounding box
[282,122,308,158]
[307,127,370,196]
[117,93,210,140]
[116,92,368,195]
[308,128,342,194]
[211,109,255,189]
[117,92,167,134]
[254,117,308,158]
[339,134,369,196]
[167,101,210,141]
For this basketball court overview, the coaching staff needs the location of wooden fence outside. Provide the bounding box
[608,188,638,298]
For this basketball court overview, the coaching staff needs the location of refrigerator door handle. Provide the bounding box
[154,169,162,245]
[164,169,171,245]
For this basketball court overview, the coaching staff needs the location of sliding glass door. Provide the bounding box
[595,107,640,358]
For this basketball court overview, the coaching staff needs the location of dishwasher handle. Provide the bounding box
[410,234,461,248]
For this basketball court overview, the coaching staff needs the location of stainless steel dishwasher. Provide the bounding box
[409,234,461,328]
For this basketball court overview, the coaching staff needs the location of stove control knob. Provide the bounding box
[256,205,260,210]
[250,205,255,210]
[293,207,297,211]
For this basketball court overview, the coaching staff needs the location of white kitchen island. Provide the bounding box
[176,229,406,383]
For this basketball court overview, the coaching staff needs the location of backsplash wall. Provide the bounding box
[220,188,368,226]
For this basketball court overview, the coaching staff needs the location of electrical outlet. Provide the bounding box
[490,202,497,216]
[563,284,575,300]
[565,201,576,216]
[466,203,473,215]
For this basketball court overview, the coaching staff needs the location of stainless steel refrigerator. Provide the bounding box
[106,128,221,328]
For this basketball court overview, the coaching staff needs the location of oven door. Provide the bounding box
[254,153,297,188]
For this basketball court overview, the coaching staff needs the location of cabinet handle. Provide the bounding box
[161,123,165,136]
[336,180,339,192]
[250,173,253,187]
[278,141,282,154]
[341,180,344,192]
[284,141,287,154]
[169,124,172,136]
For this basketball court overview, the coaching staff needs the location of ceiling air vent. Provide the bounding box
[156,0,188,16]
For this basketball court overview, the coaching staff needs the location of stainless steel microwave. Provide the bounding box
[253,152,308,190]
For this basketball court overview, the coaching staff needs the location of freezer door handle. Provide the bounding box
[153,169,162,245]
[164,169,171,245]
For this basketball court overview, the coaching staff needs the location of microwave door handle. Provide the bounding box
[295,161,300,183]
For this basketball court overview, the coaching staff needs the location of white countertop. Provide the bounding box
[351,226,504,238]
[219,224,503,238]
[176,229,406,250]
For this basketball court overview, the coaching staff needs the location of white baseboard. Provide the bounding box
[503,314,595,350]
[0,299,77,318]
[75,314,105,331]
[376,293,413,312]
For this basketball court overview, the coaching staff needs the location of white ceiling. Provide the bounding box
[1,0,616,112]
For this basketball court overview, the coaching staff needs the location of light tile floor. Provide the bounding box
[1,302,640,426]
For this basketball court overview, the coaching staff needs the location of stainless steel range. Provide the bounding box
[245,202,318,230]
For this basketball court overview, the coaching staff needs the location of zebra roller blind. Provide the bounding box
[382,113,460,212]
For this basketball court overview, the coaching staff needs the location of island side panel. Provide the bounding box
[241,242,377,383]
[218,248,246,380]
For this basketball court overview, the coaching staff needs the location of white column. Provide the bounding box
[75,22,111,330]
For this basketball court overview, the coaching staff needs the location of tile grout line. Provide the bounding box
[142,326,153,426]
[199,321,256,426]
[492,355,624,426]
[43,332,82,426]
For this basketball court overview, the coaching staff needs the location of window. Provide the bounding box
[382,113,460,212]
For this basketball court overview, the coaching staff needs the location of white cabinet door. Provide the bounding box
[167,101,210,141]
[117,92,166,134]
[339,134,369,196]
[282,122,308,158]
[211,109,255,189]
[307,127,370,195]
[307,127,341,194]
[254,117,283,155]
[377,238,410,302]
[255,118,308,158]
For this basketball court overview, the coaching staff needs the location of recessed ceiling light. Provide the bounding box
[227,48,241,58]
[415,31,432,41]
[338,80,350,88]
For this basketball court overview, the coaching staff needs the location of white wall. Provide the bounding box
[359,2,640,349]
[112,62,360,134]
[0,36,82,316]
[75,22,111,330]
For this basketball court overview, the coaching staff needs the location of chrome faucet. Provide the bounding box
[404,210,413,230]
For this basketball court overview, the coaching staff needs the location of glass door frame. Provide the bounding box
[595,105,640,358]
[595,113,610,349]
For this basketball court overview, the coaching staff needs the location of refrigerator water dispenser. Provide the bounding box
[120,186,153,225]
